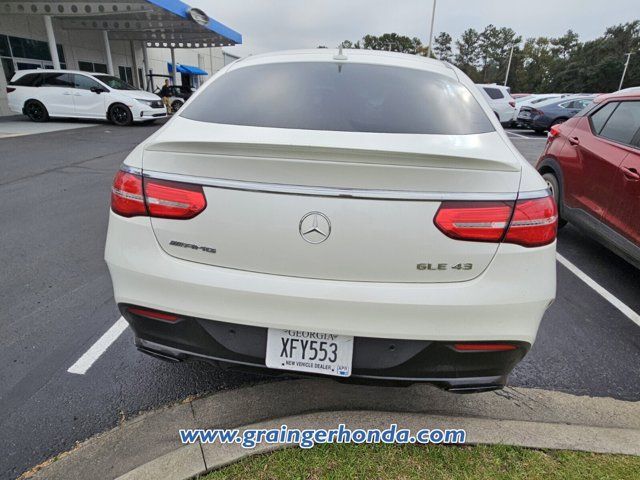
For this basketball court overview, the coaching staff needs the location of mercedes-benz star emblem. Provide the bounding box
[299,212,331,244]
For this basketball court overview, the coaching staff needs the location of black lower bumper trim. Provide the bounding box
[121,304,529,392]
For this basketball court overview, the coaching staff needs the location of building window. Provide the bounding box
[118,65,133,85]
[0,34,66,82]
[8,35,65,63]
[79,61,108,73]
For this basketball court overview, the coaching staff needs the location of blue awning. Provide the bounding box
[167,63,208,75]
[146,0,242,45]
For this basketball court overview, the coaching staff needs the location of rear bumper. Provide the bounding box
[105,213,556,344]
[123,306,529,391]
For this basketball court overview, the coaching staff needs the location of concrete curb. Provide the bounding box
[26,380,640,480]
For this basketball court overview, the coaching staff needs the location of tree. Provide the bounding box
[455,28,481,80]
[339,40,361,49]
[433,32,453,61]
[337,22,640,93]
[361,33,424,54]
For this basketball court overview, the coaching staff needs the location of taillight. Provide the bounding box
[548,124,561,138]
[144,178,206,219]
[434,195,557,247]
[6,87,16,93]
[503,196,557,247]
[434,201,513,242]
[111,168,206,219]
[531,108,543,116]
[509,100,515,108]
[111,170,147,217]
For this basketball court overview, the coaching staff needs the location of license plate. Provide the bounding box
[265,328,353,377]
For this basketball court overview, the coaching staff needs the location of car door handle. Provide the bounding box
[568,137,580,146]
[622,167,640,180]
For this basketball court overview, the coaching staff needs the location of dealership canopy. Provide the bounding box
[1,0,243,49]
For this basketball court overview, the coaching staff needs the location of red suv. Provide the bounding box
[536,91,640,268]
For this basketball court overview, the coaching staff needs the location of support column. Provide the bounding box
[102,30,114,75]
[129,40,139,88]
[141,42,150,91]
[44,16,60,69]
[170,47,177,85]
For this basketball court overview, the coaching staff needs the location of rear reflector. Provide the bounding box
[434,196,557,247]
[453,343,518,352]
[111,168,206,219]
[128,307,180,322]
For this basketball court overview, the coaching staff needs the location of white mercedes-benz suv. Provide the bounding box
[105,49,557,392]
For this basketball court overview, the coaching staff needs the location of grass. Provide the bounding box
[199,443,640,480]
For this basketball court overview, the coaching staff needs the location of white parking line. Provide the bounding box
[506,130,544,139]
[67,317,128,375]
[557,253,640,327]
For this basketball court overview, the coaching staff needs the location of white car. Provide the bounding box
[105,49,557,393]
[476,83,516,125]
[7,69,166,125]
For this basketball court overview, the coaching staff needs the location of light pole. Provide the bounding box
[618,52,632,90]
[427,0,437,58]
[504,45,515,86]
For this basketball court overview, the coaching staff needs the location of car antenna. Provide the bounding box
[333,45,348,61]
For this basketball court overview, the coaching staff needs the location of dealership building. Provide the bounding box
[0,0,242,115]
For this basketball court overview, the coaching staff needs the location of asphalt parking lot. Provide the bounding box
[0,123,639,479]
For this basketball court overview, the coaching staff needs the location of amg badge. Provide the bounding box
[169,240,216,254]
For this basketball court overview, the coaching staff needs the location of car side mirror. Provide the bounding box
[90,86,105,94]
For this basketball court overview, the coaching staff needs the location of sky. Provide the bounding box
[191,0,639,57]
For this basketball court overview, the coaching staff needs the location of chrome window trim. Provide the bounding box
[141,170,525,201]
[517,189,551,200]
[120,164,142,175]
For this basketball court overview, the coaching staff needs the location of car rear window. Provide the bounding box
[180,62,494,134]
[10,73,42,86]
[483,87,504,100]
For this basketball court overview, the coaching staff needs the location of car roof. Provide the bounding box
[594,90,640,103]
[534,95,596,108]
[13,69,110,76]
[228,48,457,79]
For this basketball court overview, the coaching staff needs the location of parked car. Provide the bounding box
[511,94,568,126]
[518,96,595,134]
[6,69,166,126]
[163,84,195,111]
[537,90,640,268]
[105,49,557,393]
[476,83,516,125]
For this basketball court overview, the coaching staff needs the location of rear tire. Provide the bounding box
[109,104,133,126]
[24,100,49,122]
[171,99,184,112]
[542,172,567,228]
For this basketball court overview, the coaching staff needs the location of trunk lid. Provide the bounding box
[141,117,521,283]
